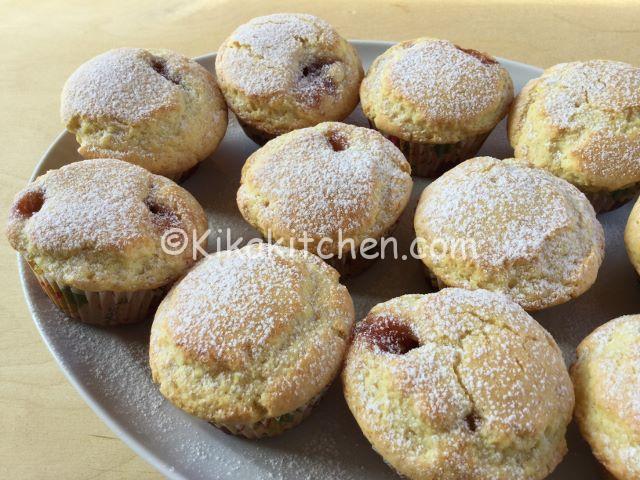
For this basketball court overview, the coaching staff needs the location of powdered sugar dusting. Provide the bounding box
[344,289,573,477]
[390,39,507,120]
[217,14,341,99]
[15,159,167,252]
[240,124,411,238]
[420,158,574,265]
[61,48,182,124]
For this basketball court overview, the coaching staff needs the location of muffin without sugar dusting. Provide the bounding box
[571,315,640,480]
[237,122,413,275]
[414,156,604,311]
[215,13,363,144]
[149,243,354,438]
[6,158,208,325]
[509,60,640,212]
[61,47,228,180]
[343,288,574,480]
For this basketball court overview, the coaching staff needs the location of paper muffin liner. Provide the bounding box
[211,390,325,439]
[367,120,490,178]
[325,250,377,277]
[583,183,640,214]
[237,118,278,146]
[26,259,166,326]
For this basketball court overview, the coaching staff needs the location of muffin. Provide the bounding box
[149,243,354,438]
[414,156,604,311]
[509,60,640,212]
[360,38,513,177]
[571,315,640,480]
[343,288,574,480]
[215,13,363,145]
[625,196,640,277]
[237,122,413,275]
[6,158,208,325]
[61,47,228,180]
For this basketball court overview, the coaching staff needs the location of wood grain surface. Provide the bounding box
[2,0,640,478]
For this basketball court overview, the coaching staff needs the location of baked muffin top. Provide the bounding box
[61,48,228,178]
[6,159,208,291]
[572,315,640,480]
[414,156,604,311]
[509,60,640,192]
[237,122,412,255]
[361,38,513,143]
[149,243,354,425]
[625,196,640,275]
[343,288,574,480]
[215,14,363,135]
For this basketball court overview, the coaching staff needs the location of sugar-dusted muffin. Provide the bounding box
[571,315,640,480]
[343,288,574,480]
[61,48,228,180]
[149,243,354,438]
[6,159,208,325]
[237,122,412,275]
[361,38,513,177]
[215,14,363,145]
[509,60,640,212]
[625,196,640,277]
[414,156,604,311]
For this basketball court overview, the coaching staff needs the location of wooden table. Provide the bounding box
[2,0,640,477]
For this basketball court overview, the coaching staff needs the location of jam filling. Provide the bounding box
[356,315,420,354]
[14,189,44,218]
[145,198,180,230]
[455,46,498,65]
[150,57,180,85]
[326,130,349,151]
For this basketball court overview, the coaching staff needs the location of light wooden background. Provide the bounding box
[2,0,640,478]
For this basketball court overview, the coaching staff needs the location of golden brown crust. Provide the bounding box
[61,48,228,178]
[215,14,363,136]
[237,122,412,255]
[509,60,640,193]
[361,38,513,144]
[571,315,640,480]
[343,288,574,480]
[414,156,604,311]
[149,243,354,426]
[6,158,208,291]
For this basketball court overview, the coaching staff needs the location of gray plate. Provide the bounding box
[19,40,635,479]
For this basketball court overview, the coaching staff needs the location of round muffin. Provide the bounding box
[509,60,640,212]
[625,196,640,276]
[149,242,354,438]
[215,13,363,145]
[414,156,604,311]
[61,47,228,180]
[343,288,574,480]
[361,38,513,177]
[571,315,640,480]
[6,158,208,325]
[237,122,413,275]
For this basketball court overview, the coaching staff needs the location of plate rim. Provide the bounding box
[18,39,543,480]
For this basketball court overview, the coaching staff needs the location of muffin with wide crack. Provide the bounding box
[61,47,228,180]
[414,156,604,311]
[361,38,513,177]
[571,315,640,480]
[215,13,363,145]
[509,60,640,212]
[6,158,208,325]
[343,288,574,480]
[237,122,412,275]
[149,243,354,438]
